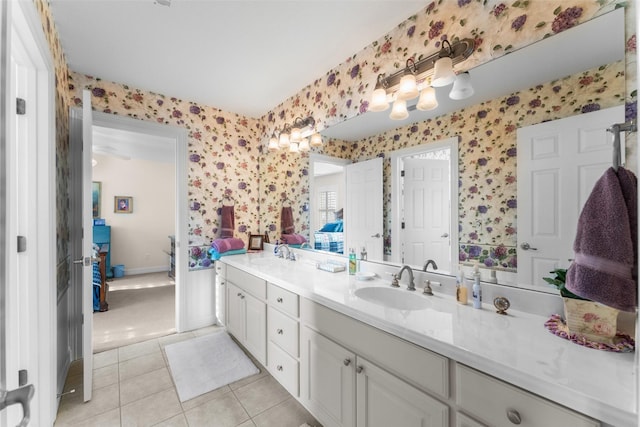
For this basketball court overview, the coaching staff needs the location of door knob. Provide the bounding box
[371,233,381,238]
[520,242,537,251]
[73,256,97,266]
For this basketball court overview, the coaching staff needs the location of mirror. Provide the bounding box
[307,9,626,287]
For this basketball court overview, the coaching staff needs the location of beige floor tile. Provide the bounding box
[119,351,166,381]
[180,385,232,412]
[184,392,250,427]
[72,408,121,427]
[233,376,290,417]
[236,421,256,427]
[55,383,120,426]
[252,398,321,427]
[118,338,161,362]
[120,366,174,406]
[191,325,224,337]
[158,332,195,348]
[94,348,119,369]
[93,363,119,390]
[120,388,182,427]
[152,413,189,427]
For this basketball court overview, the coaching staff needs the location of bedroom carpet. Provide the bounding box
[93,272,176,353]
[165,331,260,402]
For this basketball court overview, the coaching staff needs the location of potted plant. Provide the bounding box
[543,268,619,344]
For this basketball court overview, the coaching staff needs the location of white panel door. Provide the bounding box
[517,105,624,289]
[402,158,450,271]
[345,158,383,261]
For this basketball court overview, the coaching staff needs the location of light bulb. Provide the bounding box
[369,88,390,112]
[268,136,279,152]
[417,86,438,111]
[290,126,302,143]
[432,56,456,87]
[289,142,299,153]
[299,138,310,152]
[310,133,323,147]
[397,73,419,100]
[278,132,290,148]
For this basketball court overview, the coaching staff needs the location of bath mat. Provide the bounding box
[165,331,259,402]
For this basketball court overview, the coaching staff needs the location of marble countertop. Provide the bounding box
[219,252,637,427]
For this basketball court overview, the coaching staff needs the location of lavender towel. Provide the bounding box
[220,205,235,238]
[281,233,307,245]
[281,206,295,235]
[566,167,637,312]
[211,237,245,254]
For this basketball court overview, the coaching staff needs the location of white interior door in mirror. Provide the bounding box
[345,158,383,261]
[517,105,624,290]
[402,158,451,272]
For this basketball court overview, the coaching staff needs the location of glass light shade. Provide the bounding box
[397,74,419,101]
[432,56,456,87]
[449,72,474,100]
[369,88,390,112]
[289,142,299,153]
[310,133,323,147]
[289,126,302,143]
[416,86,438,111]
[299,138,310,152]
[389,99,409,120]
[268,136,279,152]
[278,132,290,148]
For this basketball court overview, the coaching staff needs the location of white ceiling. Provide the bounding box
[49,0,428,119]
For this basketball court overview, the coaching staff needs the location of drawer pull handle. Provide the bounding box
[343,359,351,366]
[506,409,522,425]
[277,329,283,335]
[240,295,245,299]
[356,366,364,374]
[237,292,242,297]
[276,365,283,371]
[277,297,283,303]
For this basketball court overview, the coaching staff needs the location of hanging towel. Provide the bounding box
[220,205,235,238]
[281,206,295,235]
[566,167,637,312]
[211,237,245,254]
[281,233,307,245]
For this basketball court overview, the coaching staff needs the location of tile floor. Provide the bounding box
[55,325,322,427]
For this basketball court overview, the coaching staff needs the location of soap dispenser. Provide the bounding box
[472,262,482,309]
[348,248,357,275]
[455,265,467,305]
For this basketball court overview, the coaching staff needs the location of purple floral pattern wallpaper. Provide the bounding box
[35,0,635,275]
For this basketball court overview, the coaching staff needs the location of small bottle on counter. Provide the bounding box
[455,265,467,305]
[348,248,357,275]
[472,262,482,309]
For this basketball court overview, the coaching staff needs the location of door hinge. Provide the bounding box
[16,98,26,115]
[17,236,27,253]
[18,370,28,387]
[401,222,405,229]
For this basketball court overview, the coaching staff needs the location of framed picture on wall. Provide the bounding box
[114,196,133,213]
[92,181,101,218]
[248,234,264,251]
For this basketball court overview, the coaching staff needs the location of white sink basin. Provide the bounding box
[354,286,430,311]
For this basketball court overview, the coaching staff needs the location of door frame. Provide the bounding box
[390,136,459,272]
[2,0,56,425]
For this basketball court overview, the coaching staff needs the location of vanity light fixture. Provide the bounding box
[267,116,322,153]
[370,38,475,119]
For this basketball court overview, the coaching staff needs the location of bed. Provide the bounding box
[314,220,344,254]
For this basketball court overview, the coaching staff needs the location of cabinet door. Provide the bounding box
[215,262,226,326]
[456,412,487,427]
[226,282,244,341]
[356,357,448,427]
[244,292,266,365]
[300,326,356,427]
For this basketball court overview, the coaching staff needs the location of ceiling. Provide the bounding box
[49,0,428,119]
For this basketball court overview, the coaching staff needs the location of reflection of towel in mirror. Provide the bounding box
[281,234,306,245]
[211,237,245,254]
[281,206,295,235]
[566,167,637,312]
[220,205,235,238]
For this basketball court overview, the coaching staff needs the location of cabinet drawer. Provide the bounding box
[456,364,599,427]
[227,265,266,300]
[268,283,299,317]
[268,307,299,357]
[268,341,299,397]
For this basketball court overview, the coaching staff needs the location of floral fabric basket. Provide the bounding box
[562,298,619,344]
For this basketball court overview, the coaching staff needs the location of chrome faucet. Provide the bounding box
[275,243,293,260]
[397,265,416,291]
[422,259,438,271]
[299,242,311,249]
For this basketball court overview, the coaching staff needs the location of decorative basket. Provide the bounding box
[562,298,619,344]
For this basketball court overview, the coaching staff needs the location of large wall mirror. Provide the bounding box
[304,8,626,291]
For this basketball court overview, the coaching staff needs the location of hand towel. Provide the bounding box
[281,206,295,235]
[211,237,245,254]
[281,233,307,245]
[566,167,637,312]
[220,205,235,238]
[219,248,247,257]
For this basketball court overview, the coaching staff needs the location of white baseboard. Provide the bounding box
[123,266,169,276]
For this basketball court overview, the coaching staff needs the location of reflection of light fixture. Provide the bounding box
[449,72,474,100]
[268,116,322,153]
[92,158,98,167]
[369,38,475,119]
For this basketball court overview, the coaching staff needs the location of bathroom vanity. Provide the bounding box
[219,251,637,427]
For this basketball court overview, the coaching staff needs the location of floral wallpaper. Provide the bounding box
[34,0,636,275]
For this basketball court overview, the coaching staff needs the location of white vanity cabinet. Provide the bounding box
[214,261,226,325]
[455,364,600,427]
[225,266,267,365]
[266,283,300,396]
